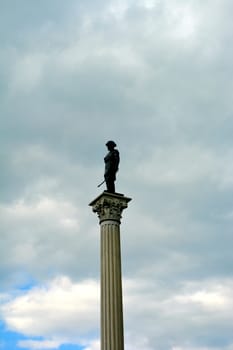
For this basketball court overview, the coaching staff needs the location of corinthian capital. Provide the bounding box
[89,192,131,224]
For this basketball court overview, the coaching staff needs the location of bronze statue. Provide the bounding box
[104,141,120,193]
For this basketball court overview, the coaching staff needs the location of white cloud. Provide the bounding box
[172,346,233,350]
[18,339,61,350]
[2,276,99,341]
[83,339,100,350]
[123,278,233,348]
[2,276,233,349]
[3,196,79,230]
[174,290,229,310]
[165,1,200,40]
[18,338,101,350]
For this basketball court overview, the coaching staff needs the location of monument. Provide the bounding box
[89,141,131,350]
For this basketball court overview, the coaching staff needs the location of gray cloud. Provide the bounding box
[1,0,233,348]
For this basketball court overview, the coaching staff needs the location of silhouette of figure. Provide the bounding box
[104,141,120,193]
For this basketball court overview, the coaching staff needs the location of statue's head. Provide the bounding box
[106,140,116,150]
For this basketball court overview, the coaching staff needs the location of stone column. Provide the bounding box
[89,192,131,350]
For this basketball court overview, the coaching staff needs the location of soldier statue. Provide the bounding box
[104,141,120,193]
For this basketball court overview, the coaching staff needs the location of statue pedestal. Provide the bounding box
[89,192,131,350]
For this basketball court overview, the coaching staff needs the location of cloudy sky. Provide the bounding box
[1,0,233,349]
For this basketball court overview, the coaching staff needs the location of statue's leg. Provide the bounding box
[106,178,115,193]
[110,181,115,193]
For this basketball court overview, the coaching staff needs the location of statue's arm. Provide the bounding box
[114,150,120,171]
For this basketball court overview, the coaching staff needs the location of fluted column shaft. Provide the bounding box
[101,220,123,350]
[89,192,131,350]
